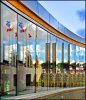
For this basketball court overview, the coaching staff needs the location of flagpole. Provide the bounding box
[23,30,24,67]
[35,26,37,93]
[16,14,18,96]
[12,27,14,67]
[28,25,30,68]
[26,26,27,67]
[8,30,10,66]
[9,30,10,67]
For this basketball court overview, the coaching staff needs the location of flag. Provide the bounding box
[20,28,27,32]
[7,28,13,32]
[28,33,32,38]
[18,22,23,28]
[6,21,13,32]
[18,22,27,32]
[15,32,18,37]
[6,21,10,28]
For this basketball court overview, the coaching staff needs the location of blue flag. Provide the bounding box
[18,22,23,28]
[6,21,10,28]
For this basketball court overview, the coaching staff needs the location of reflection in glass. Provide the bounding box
[76,46,80,67]
[79,47,85,67]
[1,2,85,98]
[1,3,17,96]
[70,44,76,69]
[64,42,69,71]
[17,15,36,94]
[36,26,47,91]
[56,38,63,71]
[49,35,56,89]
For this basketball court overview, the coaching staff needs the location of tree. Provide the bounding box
[35,55,40,68]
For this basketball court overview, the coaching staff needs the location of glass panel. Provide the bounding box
[18,15,36,94]
[1,3,17,97]
[47,33,51,90]
[76,46,80,67]
[69,44,76,87]
[79,47,85,66]
[64,42,69,71]
[79,47,85,86]
[36,26,47,92]
[49,35,56,90]
[21,1,38,15]
[50,15,59,30]
[56,38,63,71]
[56,38,63,87]
[38,3,49,23]
[70,44,76,70]
[58,23,65,33]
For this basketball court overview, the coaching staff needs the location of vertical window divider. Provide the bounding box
[0,2,1,99]
[35,25,37,93]
[16,13,18,96]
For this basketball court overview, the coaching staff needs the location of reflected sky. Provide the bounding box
[2,3,85,64]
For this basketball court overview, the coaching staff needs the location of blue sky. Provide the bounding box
[39,1,85,38]
[2,1,85,64]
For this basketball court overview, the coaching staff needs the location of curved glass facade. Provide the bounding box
[0,2,85,98]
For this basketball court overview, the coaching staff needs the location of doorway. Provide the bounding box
[14,74,17,86]
[26,74,31,86]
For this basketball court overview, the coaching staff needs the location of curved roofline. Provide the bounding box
[6,0,85,47]
[20,0,85,44]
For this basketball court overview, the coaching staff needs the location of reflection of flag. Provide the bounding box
[15,32,18,37]
[6,21,13,32]
[18,22,27,32]
[20,28,27,32]
[28,33,32,38]
[6,21,10,28]
[7,28,13,32]
[18,22,23,28]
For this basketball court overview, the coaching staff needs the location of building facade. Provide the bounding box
[0,0,85,98]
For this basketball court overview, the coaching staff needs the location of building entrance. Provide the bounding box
[26,74,31,86]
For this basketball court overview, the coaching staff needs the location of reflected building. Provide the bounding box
[0,0,85,97]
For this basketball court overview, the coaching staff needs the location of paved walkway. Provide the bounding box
[2,87,85,100]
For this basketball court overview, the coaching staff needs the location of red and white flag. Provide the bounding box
[15,32,18,37]
[6,21,13,32]
[20,27,27,33]
[28,33,32,38]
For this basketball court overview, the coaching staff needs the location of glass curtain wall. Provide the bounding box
[56,38,63,71]
[76,46,80,67]
[0,2,85,98]
[49,34,56,89]
[56,38,63,87]
[70,44,76,70]
[64,42,68,71]
[47,33,51,89]
[79,47,85,67]
[1,3,17,96]
[18,15,36,94]
[36,26,47,92]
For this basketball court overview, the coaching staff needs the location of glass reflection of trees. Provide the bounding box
[1,3,17,96]
[76,46,80,67]
[36,26,47,91]
[56,38,63,71]
[70,44,76,69]
[64,42,69,70]
[80,47,85,67]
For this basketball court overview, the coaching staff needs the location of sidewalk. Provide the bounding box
[2,87,85,100]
